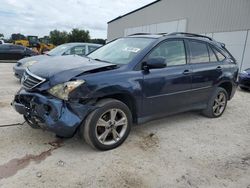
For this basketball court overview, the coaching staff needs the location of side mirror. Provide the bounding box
[143,58,166,70]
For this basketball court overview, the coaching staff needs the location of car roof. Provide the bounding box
[62,42,102,47]
[127,32,224,48]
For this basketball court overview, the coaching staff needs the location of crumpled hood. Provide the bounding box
[28,55,116,84]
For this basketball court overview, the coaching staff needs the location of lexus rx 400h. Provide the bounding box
[12,33,238,150]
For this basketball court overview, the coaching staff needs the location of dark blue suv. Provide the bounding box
[12,33,238,150]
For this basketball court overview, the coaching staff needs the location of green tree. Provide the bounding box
[68,28,90,43]
[0,33,4,38]
[11,33,26,40]
[90,38,106,45]
[49,30,68,45]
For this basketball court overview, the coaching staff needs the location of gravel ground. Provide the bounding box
[0,63,249,188]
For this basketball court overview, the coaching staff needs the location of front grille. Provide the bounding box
[21,69,46,90]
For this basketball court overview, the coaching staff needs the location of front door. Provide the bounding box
[142,39,192,117]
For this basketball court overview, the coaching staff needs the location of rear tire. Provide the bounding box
[79,99,132,151]
[202,87,228,118]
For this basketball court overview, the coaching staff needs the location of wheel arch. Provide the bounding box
[96,92,138,124]
[217,81,233,100]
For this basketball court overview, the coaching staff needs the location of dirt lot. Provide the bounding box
[0,63,249,188]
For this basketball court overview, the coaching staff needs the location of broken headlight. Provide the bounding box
[48,80,85,100]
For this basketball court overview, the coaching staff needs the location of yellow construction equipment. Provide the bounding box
[14,36,55,54]
[39,37,55,53]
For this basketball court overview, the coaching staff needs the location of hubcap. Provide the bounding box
[95,108,128,145]
[213,92,226,116]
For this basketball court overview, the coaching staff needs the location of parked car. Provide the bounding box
[239,68,250,90]
[0,39,5,44]
[12,33,238,150]
[0,44,37,63]
[13,42,102,79]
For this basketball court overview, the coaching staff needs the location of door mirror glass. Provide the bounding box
[146,57,166,69]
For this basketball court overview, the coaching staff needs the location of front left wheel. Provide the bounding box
[79,99,132,151]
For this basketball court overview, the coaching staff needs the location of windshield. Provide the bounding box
[47,44,73,56]
[28,36,38,43]
[87,38,155,65]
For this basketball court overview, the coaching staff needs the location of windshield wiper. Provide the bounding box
[93,58,112,64]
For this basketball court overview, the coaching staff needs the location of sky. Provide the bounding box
[0,0,154,39]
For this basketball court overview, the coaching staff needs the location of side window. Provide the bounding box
[212,47,226,61]
[71,46,86,56]
[208,46,218,62]
[189,41,209,63]
[148,40,186,66]
[88,46,98,54]
[0,45,10,52]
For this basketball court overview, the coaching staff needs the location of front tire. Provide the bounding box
[23,115,41,129]
[80,99,132,151]
[202,87,228,118]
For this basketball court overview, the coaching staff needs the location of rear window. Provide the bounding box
[208,46,217,62]
[212,47,226,61]
[189,41,209,63]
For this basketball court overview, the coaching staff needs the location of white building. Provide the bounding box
[107,0,250,71]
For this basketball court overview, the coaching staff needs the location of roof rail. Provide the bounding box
[168,32,213,41]
[128,32,167,36]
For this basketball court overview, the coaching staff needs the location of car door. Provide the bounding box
[9,45,25,60]
[142,39,192,117]
[187,39,224,105]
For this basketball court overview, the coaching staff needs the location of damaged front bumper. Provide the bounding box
[12,88,96,137]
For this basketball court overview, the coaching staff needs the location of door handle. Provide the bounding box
[216,66,222,70]
[183,69,191,75]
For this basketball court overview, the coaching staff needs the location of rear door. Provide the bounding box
[187,39,224,105]
[142,39,192,117]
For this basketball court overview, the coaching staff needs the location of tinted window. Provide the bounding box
[148,40,186,66]
[212,47,225,61]
[208,46,217,62]
[88,46,99,53]
[189,41,209,63]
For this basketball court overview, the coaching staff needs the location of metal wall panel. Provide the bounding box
[213,31,247,66]
[123,19,186,36]
[107,0,250,71]
[241,31,250,71]
[108,0,250,41]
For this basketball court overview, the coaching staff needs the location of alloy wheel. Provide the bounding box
[213,92,226,116]
[95,108,128,145]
